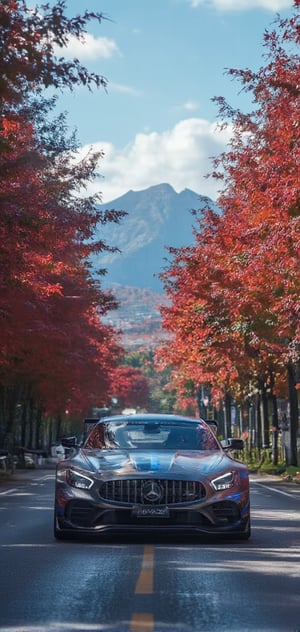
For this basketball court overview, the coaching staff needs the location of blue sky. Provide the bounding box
[54,0,294,203]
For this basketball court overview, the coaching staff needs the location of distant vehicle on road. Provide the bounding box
[0,449,15,474]
[54,413,250,541]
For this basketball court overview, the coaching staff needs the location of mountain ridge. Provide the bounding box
[92,183,216,348]
[92,183,214,293]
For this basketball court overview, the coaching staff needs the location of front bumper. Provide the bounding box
[55,483,250,538]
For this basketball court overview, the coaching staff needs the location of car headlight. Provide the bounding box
[211,471,236,491]
[66,469,94,490]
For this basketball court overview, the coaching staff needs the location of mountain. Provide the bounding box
[92,183,214,293]
[92,183,217,348]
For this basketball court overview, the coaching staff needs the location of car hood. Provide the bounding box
[71,449,233,478]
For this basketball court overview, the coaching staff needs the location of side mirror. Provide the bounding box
[221,438,244,451]
[60,436,78,448]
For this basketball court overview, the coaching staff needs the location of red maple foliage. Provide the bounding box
[0,112,124,416]
[0,2,126,448]
[0,0,107,106]
[108,365,149,410]
[157,3,299,461]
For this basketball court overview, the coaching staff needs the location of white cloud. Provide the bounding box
[55,33,120,60]
[82,118,232,203]
[189,0,292,10]
[182,100,200,111]
[108,82,140,95]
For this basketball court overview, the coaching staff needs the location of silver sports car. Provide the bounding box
[54,413,250,540]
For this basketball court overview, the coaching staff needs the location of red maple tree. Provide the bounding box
[108,365,150,411]
[157,2,300,463]
[0,2,126,449]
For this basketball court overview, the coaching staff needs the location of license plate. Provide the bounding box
[132,505,170,518]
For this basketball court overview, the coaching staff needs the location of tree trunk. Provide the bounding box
[3,384,20,451]
[55,414,62,443]
[271,391,279,466]
[256,394,262,450]
[35,408,43,449]
[27,397,35,448]
[287,363,299,466]
[20,402,28,447]
[260,384,270,449]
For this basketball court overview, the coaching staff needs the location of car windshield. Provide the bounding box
[84,419,219,451]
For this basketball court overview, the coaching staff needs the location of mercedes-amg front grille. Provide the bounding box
[99,479,205,505]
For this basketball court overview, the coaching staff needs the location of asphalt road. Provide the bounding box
[0,468,299,632]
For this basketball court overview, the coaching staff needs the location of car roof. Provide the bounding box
[97,413,204,424]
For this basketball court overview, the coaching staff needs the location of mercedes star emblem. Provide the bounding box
[142,480,163,503]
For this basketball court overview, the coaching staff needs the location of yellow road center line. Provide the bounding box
[130,613,154,631]
[135,544,154,594]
